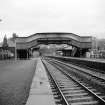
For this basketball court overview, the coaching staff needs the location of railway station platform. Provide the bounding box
[26,58,55,105]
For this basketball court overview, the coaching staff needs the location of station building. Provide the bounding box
[0,35,16,59]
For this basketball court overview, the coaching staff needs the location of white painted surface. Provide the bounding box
[26,58,55,105]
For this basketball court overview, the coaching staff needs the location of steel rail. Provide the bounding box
[42,60,70,105]
[45,59,105,105]
[45,57,105,81]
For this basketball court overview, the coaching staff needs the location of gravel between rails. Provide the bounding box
[0,59,37,105]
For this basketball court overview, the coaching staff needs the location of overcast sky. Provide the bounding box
[0,0,105,42]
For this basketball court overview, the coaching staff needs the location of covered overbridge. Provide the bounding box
[15,32,92,59]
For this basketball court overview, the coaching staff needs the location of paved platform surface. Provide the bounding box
[26,58,55,105]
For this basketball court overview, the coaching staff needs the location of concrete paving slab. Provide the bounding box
[26,58,55,105]
[26,94,55,105]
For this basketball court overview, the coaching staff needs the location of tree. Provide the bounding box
[2,35,8,48]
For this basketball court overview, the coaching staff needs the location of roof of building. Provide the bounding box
[0,38,15,47]
[16,32,92,38]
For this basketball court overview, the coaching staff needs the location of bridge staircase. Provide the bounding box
[71,47,77,57]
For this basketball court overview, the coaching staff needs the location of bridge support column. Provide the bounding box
[80,48,82,57]
[27,49,29,59]
[15,47,17,60]
[29,48,33,58]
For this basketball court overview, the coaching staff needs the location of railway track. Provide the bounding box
[42,59,105,105]
[44,57,105,98]
[44,57,105,88]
